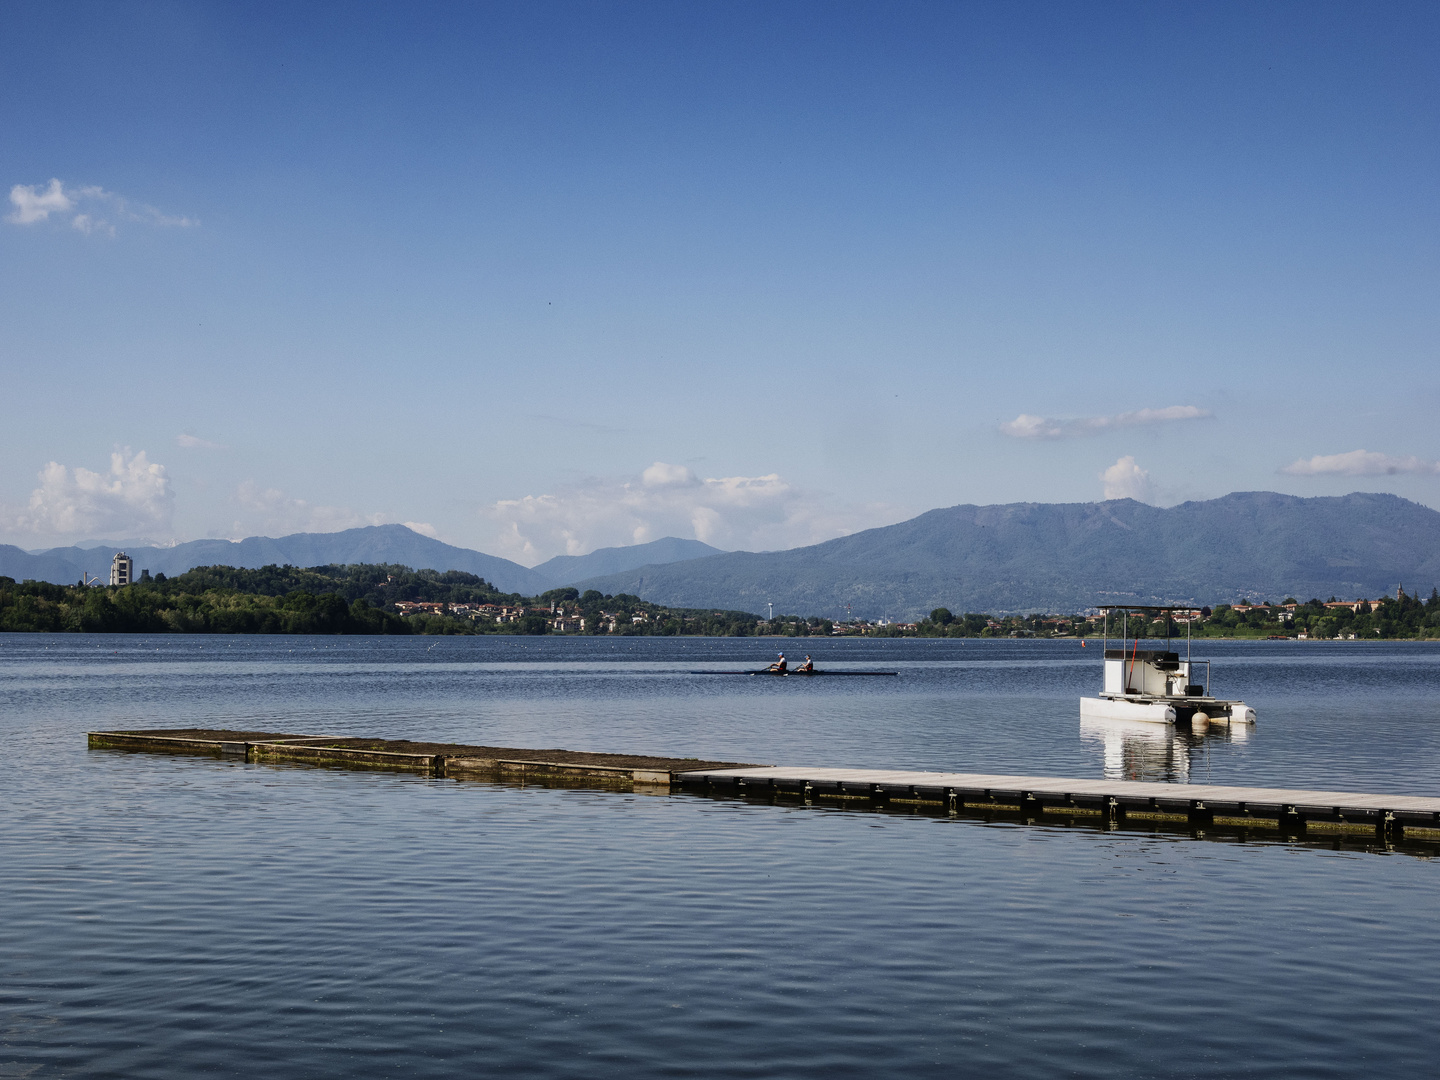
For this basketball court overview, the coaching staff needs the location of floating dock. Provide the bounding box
[89,729,1440,844]
[677,765,1440,840]
[86,728,749,786]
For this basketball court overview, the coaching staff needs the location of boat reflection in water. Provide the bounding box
[1080,714,1248,784]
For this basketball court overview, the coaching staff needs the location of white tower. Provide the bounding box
[110,552,134,586]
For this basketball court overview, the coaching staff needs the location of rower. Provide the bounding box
[768,653,788,673]
[798,655,814,672]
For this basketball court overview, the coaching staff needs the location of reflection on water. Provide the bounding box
[1079,715,1249,783]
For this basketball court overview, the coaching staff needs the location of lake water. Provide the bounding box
[3,634,1439,1078]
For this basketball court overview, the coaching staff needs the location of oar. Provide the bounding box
[686,669,898,676]
[686,669,776,675]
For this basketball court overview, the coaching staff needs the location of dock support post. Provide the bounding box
[1378,810,1397,841]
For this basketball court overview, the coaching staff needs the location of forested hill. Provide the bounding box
[156,563,518,606]
[572,491,1440,619]
[0,563,763,636]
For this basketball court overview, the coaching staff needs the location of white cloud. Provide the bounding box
[484,461,902,564]
[1281,449,1440,477]
[7,178,72,224]
[1001,405,1209,440]
[176,432,225,449]
[9,449,174,537]
[69,213,112,237]
[7,178,196,236]
[403,521,440,538]
[641,461,703,488]
[1101,455,1155,502]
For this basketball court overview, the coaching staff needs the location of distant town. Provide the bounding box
[0,553,1436,639]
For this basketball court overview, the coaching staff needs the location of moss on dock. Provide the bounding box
[89,727,752,778]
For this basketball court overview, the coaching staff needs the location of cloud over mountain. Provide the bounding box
[484,461,900,565]
[1001,405,1209,440]
[1281,450,1440,477]
[232,481,390,537]
[9,449,174,538]
[1101,455,1155,502]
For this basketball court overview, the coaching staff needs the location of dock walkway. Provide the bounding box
[676,766,1440,837]
[88,729,1440,841]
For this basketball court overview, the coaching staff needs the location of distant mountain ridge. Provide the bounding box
[0,526,723,595]
[6,493,1437,618]
[1,525,548,594]
[530,537,724,588]
[571,492,1440,619]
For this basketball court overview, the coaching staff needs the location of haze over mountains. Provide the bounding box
[4,493,1437,619]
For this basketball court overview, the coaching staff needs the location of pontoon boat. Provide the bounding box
[1079,605,1256,726]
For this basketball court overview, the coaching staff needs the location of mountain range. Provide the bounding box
[4,492,1437,618]
[530,536,722,585]
[0,527,718,595]
[570,492,1440,618]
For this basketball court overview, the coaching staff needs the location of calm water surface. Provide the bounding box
[3,635,1439,1077]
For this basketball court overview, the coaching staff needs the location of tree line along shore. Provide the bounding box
[1,562,1437,640]
[902,591,1440,640]
[0,563,758,636]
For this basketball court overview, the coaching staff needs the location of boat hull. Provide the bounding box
[1080,696,1256,725]
[1080,696,1178,724]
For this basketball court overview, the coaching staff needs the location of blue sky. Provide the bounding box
[3,1,1437,562]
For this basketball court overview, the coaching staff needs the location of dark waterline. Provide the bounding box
[3,635,1439,1078]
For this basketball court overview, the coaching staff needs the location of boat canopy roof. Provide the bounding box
[1103,648,1179,661]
